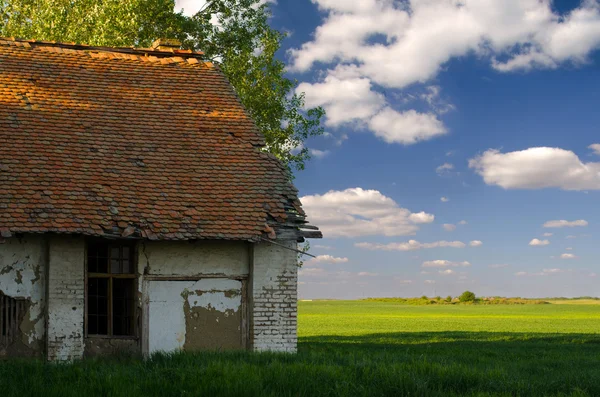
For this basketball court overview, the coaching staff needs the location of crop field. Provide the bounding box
[1,300,599,396]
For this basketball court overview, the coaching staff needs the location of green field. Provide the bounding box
[1,300,599,396]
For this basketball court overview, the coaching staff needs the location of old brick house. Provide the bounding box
[0,38,320,360]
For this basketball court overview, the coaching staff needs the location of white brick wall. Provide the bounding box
[47,236,85,361]
[251,241,298,353]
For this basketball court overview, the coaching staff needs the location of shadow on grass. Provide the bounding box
[300,330,600,348]
[1,332,599,397]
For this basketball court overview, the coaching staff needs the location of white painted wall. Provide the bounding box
[140,240,249,276]
[0,235,46,350]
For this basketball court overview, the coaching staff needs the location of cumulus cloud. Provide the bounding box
[309,149,330,159]
[436,163,455,175]
[560,253,577,259]
[424,280,436,284]
[292,1,600,80]
[368,108,447,144]
[300,188,434,238]
[442,224,457,232]
[529,238,550,246]
[358,272,379,277]
[590,143,600,155]
[355,240,466,251]
[543,219,589,228]
[290,1,600,144]
[458,220,468,225]
[439,269,456,275]
[469,240,483,247]
[440,196,450,202]
[422,260,471,268]
[543,232,554,237]
[469,147,600,190]
[516,268,566,276]
[305,255,349,266]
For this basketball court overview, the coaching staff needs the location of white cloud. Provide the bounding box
[368,108,447,145]
[436,163,455,175]
[566,235,578,239]
[515,268,566,276]
[529,238,550,246]
[590,143,600,155]
[566,247,573,251]
[291,1,600,146]
[543,233,554,237]
[409,212,436,224]
[439,269,456,275]
[300,188,434,238]
[543,219,589,228]
[355,240,466,251]
[560,253,577,259]
[440,196,450,202]
[442,224,457,232]
[305,255,349,266]
[297,72,386,127]
[469,147,600,190]
[424,280,436,284]
[314,245,333,250]
[469,240,483,247]
[357,272,379,277]
[309,148,330,159]
[292,1,600,77]
[458,220,468,225]
[298,267,326,277]
[422,260,471,268]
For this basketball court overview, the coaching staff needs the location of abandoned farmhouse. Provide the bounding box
[0,37,320,360]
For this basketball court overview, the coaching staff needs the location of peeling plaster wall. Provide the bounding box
[146,279,243,354]
[140,240,249,276]
[251,240,298,353]
[0,235,46,357]
[46,235,85,361]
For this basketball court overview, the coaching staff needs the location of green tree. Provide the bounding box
[459,291,476,303]
[0,0,324,171]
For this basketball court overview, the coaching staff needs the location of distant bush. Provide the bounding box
[445,295,453,303]
[459,291,476,303]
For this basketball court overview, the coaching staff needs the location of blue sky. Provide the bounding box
[178,0,600,299]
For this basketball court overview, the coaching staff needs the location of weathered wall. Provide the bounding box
[46,235,85,361]
[251,240,298,353]
[0,235,46,357]
[145,279,244,354]
[140,240,249,276]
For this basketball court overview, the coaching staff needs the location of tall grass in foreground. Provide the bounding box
[1,301,599,396]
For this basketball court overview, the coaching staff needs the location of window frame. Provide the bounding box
[84,239,138,339]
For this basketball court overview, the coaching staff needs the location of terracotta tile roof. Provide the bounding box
[0,37,320,241]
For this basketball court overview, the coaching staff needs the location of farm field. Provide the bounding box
[1,300,599,396]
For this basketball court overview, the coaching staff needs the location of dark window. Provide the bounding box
[1,293,25,346]
[86,240,135,337]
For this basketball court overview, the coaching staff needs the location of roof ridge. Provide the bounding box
[0,36,204,59]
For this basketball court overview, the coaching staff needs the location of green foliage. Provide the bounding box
[297,241,310,268]
[459,290,476,302]
[0,0,324,172]
[445,295,453,303]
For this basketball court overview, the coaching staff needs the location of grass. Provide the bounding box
[1,300,599,396]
